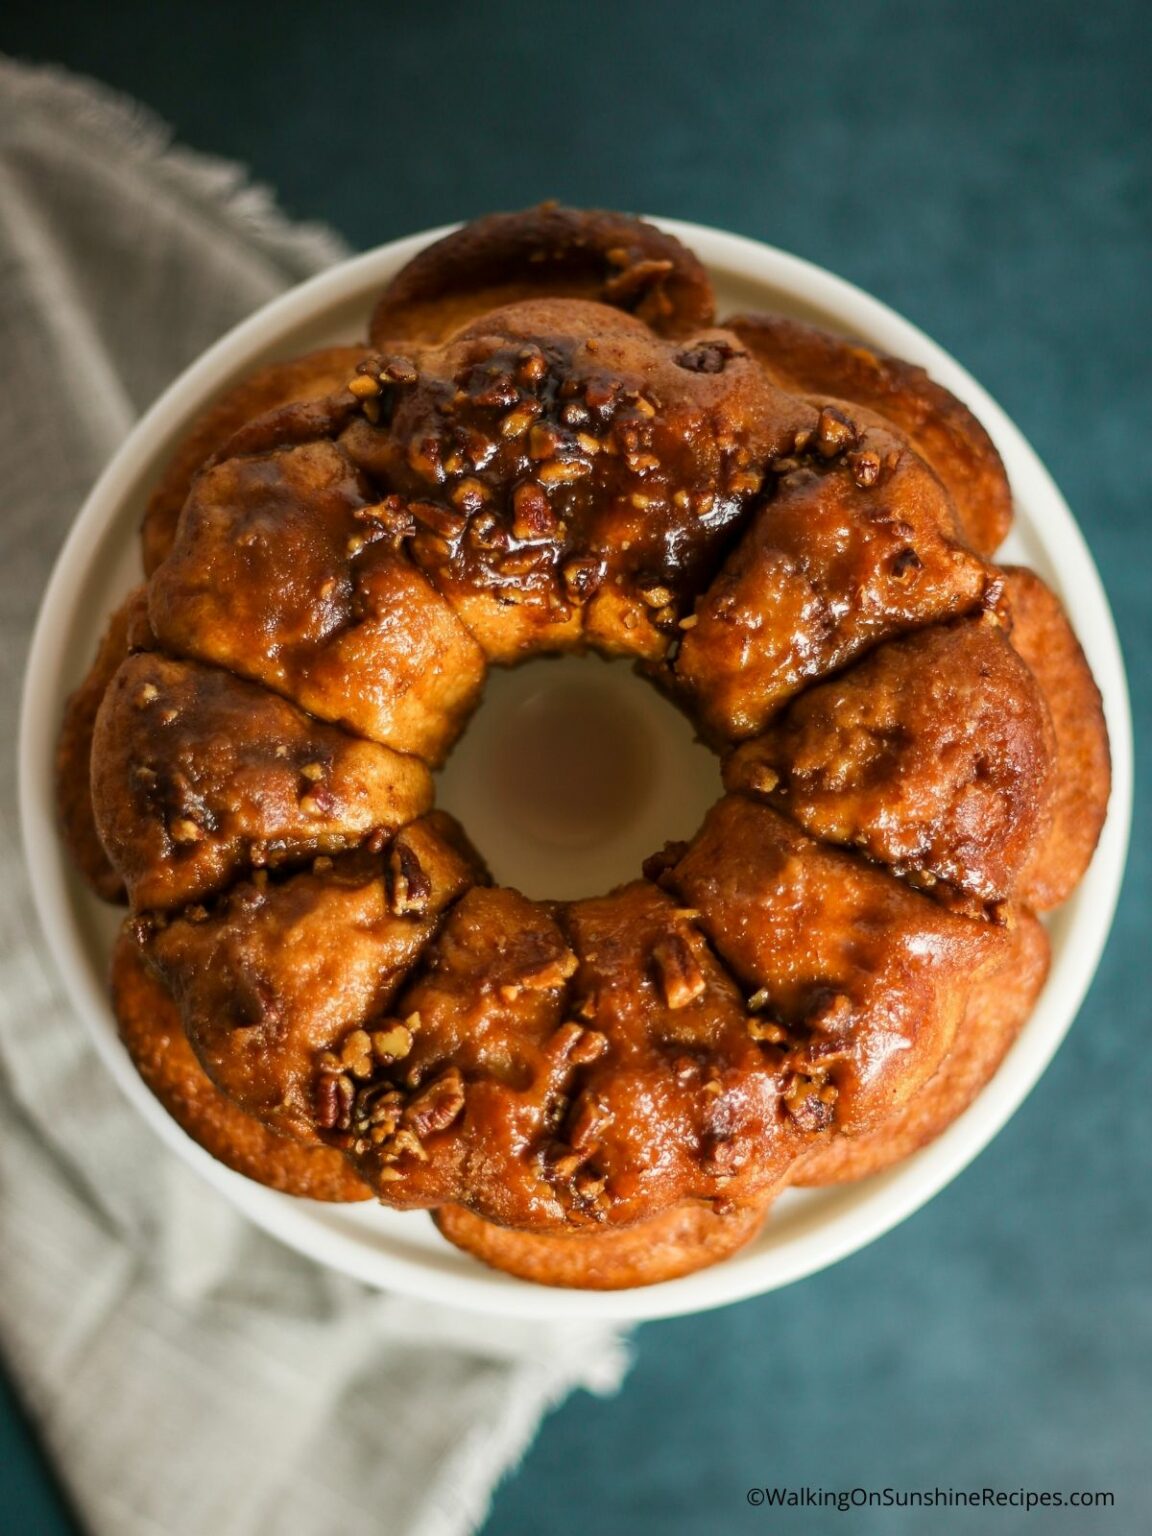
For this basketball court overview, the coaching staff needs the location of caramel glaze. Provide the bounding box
[723,612,1056,913]
[141,345,371,574]
[341,301,818,662]
[792,906,1049,1187]
[669,416,992,744]
[143,812,484,1145]
[727,312,1012,558]
[148,438,486,765]
[142,815,1004,1232]
[55,207,1111,1280]
[111,926,369,1202]
[93,652,433,912]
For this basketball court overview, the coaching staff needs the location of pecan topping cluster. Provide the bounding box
[315,1016,466,1173]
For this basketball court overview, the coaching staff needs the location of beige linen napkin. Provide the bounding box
[0,55,627,1536]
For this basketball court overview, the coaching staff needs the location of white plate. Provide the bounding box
[18,219,1132,1321]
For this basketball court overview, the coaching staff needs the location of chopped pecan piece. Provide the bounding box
[380,355,419,385]
[567,1093,612,1151]
[561,555,603,602]
[372,1022,414,1063]
[405,1067,466,1138]
[512,481,556,539]
[652,932,706,1009]
[848,448,882,487]
[545,1144,586,1181]
[569,1027,609,1066]
[784,1072,838,1131]
[339,1029,374,1079]
[315,1071,355,1132]
[815,405,857,457]
[572,1166,608,1203]
[546,1022,607,1064]
[388,1126,429,1163]
[409,500,467,540]
[747,1016,788,1044]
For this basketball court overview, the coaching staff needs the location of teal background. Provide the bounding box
[1,1,1148,1532]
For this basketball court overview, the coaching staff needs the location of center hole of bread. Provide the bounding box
[491,677,652,849]
[436,656,719,901]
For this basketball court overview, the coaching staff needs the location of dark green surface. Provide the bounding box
[2,2,1148,1532]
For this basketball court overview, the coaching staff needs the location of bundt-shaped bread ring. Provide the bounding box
[56,206,1111,1288]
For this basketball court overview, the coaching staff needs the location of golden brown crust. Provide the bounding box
[141,345,370,574]
[671,418,991,744]
[144,813,484,1143]
[370,204,715,346]
[727,312,1013,556]
[1001,568,1111,909]
[147,440,487,765]
[111,926,369,1201]
[434,1195,771,1289]
[55,588,154,902]
[794,907,1049,1185]
[92,652,433,911]
[723,613,1056,908]
[659,796,1008,1131]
